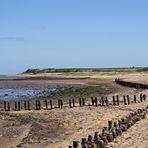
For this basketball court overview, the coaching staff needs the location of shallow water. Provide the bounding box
[0,76,58,100]
[0,87,56,100]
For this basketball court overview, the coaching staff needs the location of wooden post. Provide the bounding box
[14,101,17,111]
[8,102,10,111]
[50,100,53,109]
[108,121,113,131]
[58,100,60,108]
[18,102,21,111]
[61,100,63,109]
[4,101,10,111]
[95,97,98,106]
[35,100,38,110]
[94,132,99,141]
[24,101,27,110]
[69,99,72,108]
[35,100,41,110]
[105,96,109,106]
[100,96,104,106]
[116,96,120,105]
[81,138,87,147]
[82,98,85,106]
[73,141,79,148]
[58,99,63,109]
[45,99,48,109]
[140,94,143,102]
[4,101,6,111]
[72,98,75,107]
[134,95,137,103]
[79,98,82,107]
[127,95,130,105]
[123,96,127,105]
[14,101,20,111]
[112,96,116,105]
[91,97,95,106]
[143,94,146,101]
[27,101,30,110]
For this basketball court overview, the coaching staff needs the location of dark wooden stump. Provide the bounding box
[50,100,53,109]
[45,99,48,109]
[134,95,137,103]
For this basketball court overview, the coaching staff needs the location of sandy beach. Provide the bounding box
[0,71,148,148]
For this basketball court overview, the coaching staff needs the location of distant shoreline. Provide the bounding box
[0,76,90,81]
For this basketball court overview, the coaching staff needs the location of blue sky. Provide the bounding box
[0,0,148,74]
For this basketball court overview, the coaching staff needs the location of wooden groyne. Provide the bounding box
[69,106,148,148]
[0,94,147,112]
[115,79,148,89]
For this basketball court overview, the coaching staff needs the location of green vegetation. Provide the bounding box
[39,84,115,100]
[23,67,143,74]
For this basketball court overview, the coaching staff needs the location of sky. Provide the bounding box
[0,0,148,74]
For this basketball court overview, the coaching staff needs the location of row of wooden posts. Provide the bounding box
[69,106,148,148]
[1,94,147,112]
[115,79,148,89]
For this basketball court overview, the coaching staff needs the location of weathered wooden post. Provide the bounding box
[72,98,75,107]
[7,102,10,111]
[35,100,41,110]
[4,101,10,111]
[87,134,96,147]
[58,99,63,109]
[134,95,137,103]
[69,99,72,108]
[18,102,21,111]
[116,96,120,105]
[14,101,17,111]
[105,96,109,106]
[99,96,102,106]
[73,141,79,148]
[95,97,98,106]
[143,94,146,101]
[58,99,60,108]
[81,138,87,147]
[140,94,143,102]
[91,97,95,106]
[94,131,99,141]
[123,96,127,105]
[4,101,7,111]
[127,95,130,105]
[38,100,41,110]
[112,96,116,105]
[24,101,27,110]
[50,100,53,109]
[79,98,82,107]
[27,101,30,110]
[61,99,63,109]
[35,100,38,110]
[14,101,20,111]
[82,98,85,106]
[108,121,113,131]
[45,99,48,109]
[100,96,104,106]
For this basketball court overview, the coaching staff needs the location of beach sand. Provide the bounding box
[0,72,148,148]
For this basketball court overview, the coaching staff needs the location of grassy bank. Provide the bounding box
[39,84,115,100]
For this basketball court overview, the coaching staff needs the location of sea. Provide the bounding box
[0,75,57,100]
